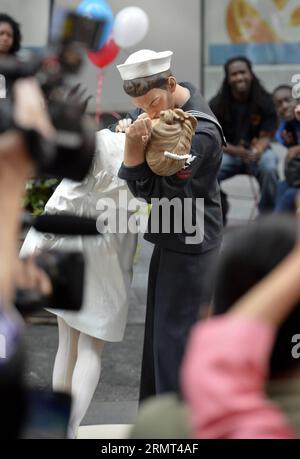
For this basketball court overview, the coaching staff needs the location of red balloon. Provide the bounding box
[87,37,119,68]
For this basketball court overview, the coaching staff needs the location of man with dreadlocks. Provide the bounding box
[210,56,278,224]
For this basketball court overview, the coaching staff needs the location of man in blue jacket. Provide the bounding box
[114,49,225,401]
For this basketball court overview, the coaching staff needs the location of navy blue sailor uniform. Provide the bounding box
[117,82,226,400]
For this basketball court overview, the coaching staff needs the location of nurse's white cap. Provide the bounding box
[117,49,173,81]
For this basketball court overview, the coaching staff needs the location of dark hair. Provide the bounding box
[213,215,299,376]
[0,13,22,54]
[210,56,271,125]
[123,70,173,97]
[272,85,293,97]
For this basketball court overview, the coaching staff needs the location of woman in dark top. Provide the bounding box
[0,13,21,57]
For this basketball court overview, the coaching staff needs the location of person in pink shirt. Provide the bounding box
[182,213,300,439]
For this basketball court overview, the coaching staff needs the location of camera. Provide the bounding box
[0,11,107,181]
[15,250,85,315]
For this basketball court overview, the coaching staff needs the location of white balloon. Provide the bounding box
[113,7,149,49]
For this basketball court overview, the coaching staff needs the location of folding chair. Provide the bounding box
[221,174,260,223]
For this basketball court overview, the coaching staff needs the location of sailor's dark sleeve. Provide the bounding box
[118,126,222,202]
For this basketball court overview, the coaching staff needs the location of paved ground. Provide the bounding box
[23,143,286,428]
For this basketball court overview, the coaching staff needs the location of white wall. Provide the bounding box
[54,0,202,112]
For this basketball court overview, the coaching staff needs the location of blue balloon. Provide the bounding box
[77,0,114,49]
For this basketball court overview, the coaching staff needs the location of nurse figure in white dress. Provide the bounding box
[21,129,141,438]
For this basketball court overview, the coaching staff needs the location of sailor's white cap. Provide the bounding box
[117,49,173,81]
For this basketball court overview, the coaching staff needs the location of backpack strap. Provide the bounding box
[187,110,227,146]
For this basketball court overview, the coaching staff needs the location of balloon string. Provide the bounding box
[122,49,130,58]
[95,70,104,126]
